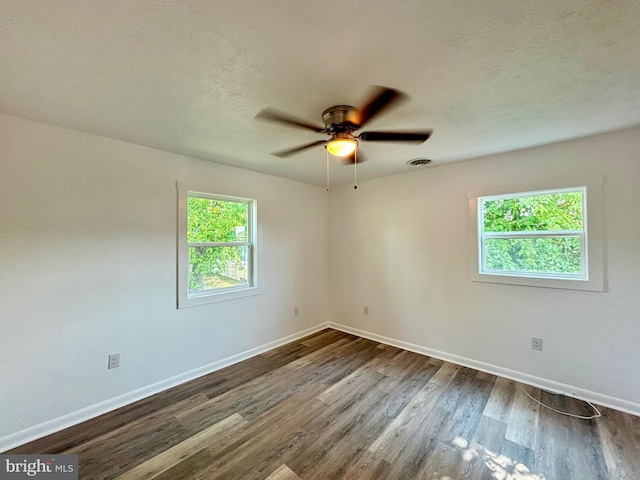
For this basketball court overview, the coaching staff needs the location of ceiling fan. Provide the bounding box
[255,86,432,163]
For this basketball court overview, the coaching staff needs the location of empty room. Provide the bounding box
[1,1,639,479]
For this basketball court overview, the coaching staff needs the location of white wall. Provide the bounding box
[0,114,329,444]
[329,127,640,409]
[2,112,639,449]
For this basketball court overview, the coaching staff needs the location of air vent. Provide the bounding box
[406,158,432,166]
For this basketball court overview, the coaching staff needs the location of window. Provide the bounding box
[177,183,259,307]
[469,177,604,291]
[480,187,586,278]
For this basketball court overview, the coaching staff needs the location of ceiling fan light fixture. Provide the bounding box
[326,137,357,157]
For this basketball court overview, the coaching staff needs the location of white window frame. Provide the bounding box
[468,176,604,291]
[177,182,260,308]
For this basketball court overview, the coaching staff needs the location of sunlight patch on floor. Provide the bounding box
[452,436,545,480]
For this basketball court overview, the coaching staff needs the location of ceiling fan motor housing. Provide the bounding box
[322,105,359,133]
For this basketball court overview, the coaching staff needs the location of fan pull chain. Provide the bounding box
[354,148,358,190]
[326,148,330,192]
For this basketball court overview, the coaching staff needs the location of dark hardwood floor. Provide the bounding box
[9,329,640,479]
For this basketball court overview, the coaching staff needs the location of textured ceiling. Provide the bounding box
[1,1,639,186]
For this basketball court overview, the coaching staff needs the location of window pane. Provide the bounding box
[484,237,581,275]
[187,197,248,243]
[188,246,249,294]
[483,191,583,232]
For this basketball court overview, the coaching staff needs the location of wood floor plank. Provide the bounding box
[501,438,535,471]
[383,404,451,480]
[286,375,390,477]
[534,391,608,480]
[505,382,540,449]
[436,366,478,413]
[471,415,507,454]
[402,372,495,479]
[380,360,442,419]
[9,329,640,480]
[202,383,328,470]
[77,417,191,480]
[63,393,209,456]
[462,416,508,479]
[341,450,392,480]
[427,356,445,367]
[115,413,246,480]
[417,441,461,479]
[368,361,459,463]
[284,337,351,370]
[597,406,640,480]
[240,338,381,426]
[299,328,342,347]
[475,370,496,382]
[173,338,359,431]
[367,344,405,376]
[435,371,495,443]
[428,361,460,386]
[477,442,543,480]
[151,449,215,480]
[292,355,438,480]
[315,349,392,405]
[196,345,312,400]
[8,390,210,455]
[455,444,495,480]
[374,349,418,377]
[263,464,302,480]
[193,397,324,480]
[62,394,210,479]
[483,376,516,422]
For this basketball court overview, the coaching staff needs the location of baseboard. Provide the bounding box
[328,322,640,417]
[0,323,329,453]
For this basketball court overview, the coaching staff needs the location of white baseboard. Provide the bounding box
[328,322,640,417]
[0,323,329,453]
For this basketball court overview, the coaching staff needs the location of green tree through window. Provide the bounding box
[480,189,586,277]
[187,196,252,293]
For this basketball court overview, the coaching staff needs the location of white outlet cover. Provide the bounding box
[108,353,120,369]
[531,338,543,351]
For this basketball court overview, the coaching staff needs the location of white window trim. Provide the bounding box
[177,182,261,308]
[468,176,604,291]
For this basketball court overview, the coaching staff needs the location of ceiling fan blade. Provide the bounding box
[356,86,407,128]
[358,130,432,143]
[255,108,326,133]
[272,140,326,158]
[342,149,367,165]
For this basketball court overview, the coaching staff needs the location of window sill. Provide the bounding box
[471,272,603,292]
[178,286,262,309]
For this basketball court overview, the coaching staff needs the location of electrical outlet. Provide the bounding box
[363,306,369,315]
[531,337,543,351]
[294,306,299,316]
[108,353,120,369]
